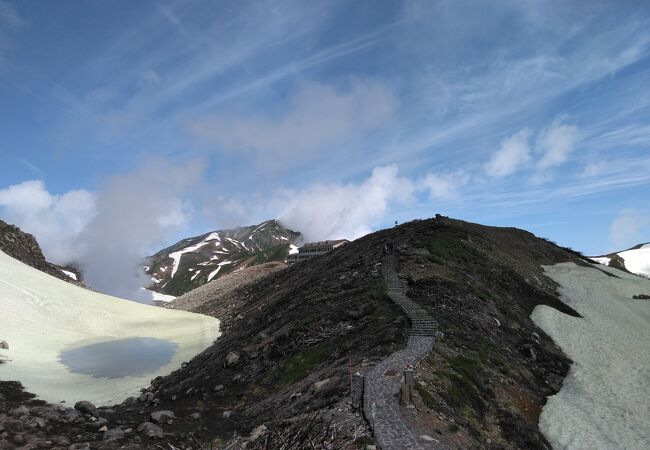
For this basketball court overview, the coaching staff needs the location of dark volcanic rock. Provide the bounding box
[137,421,163,438]
[74,401,97,416]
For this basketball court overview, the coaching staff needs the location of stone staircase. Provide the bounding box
[362,228,444,450]
[383,259,437,337]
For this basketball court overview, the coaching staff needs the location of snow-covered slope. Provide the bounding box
[590,243,650,278]
[146,219,302,296]
[532,262,650,449]
[0,249,220,406]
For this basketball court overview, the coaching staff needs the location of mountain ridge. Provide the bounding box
[590,242,650,278]
[145,219,302,298]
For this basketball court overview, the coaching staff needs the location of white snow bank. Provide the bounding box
[532,262,650,450]
[0,250,219,406]
[207,267,221,282]
[618,246,650,278]
[60,269,77,281]
[147,289,176,303]
[590,256,610,266]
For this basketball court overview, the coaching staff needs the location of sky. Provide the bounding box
[1,0,650,298]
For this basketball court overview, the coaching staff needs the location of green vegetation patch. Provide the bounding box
[252,243,290,265]
[264,342,334,387]
[429,236,479,265]
[415,383,437,409]
[441,354,484,413]
[369,278,388,299]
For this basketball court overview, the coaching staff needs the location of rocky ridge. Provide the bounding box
[1,216,595,449]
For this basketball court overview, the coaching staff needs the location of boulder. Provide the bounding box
[74,401,97,416]
[138,392,155,403]
[312,379,331,393]
[0,341,8,350]
[150,410,175,424]
[225,352,240,366]
[137,421,163,438]
[104,428,125,441]
[9,405,29,416]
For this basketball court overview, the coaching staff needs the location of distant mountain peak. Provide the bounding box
[144,219,302,299]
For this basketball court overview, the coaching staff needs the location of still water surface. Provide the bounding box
[59,337,178,378]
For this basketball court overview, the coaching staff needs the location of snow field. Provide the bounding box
[532,262,650,450]
[0,250,220,405]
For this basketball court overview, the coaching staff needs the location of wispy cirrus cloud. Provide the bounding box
[0,1,24,30]
[189,80,397,168]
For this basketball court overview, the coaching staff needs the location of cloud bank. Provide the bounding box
[0,160,204,302]
[275,165,413,241]
[0,180,96,263]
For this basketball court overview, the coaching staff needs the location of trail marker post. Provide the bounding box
[404,365,414,405]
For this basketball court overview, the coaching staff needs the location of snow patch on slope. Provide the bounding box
[60,269,77,281]
[590,256,610,266]
[618,246,650,278]
[207,260,233,282]
[169,242,209,278]
[532,262,650,450]
[204,232,221,241]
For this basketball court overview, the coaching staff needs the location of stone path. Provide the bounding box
[363,231,445,450]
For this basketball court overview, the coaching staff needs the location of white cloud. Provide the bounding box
[610,209,649,250]
[188,80,397,166]
[0,180,96,263]
[418,171,469,200]
[536,117,579,170]
[485,128,532,177]
[276,165,414,241]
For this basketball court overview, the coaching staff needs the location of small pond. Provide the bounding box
[58,337,179,378]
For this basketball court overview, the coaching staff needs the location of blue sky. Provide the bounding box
[1,0,650,270]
